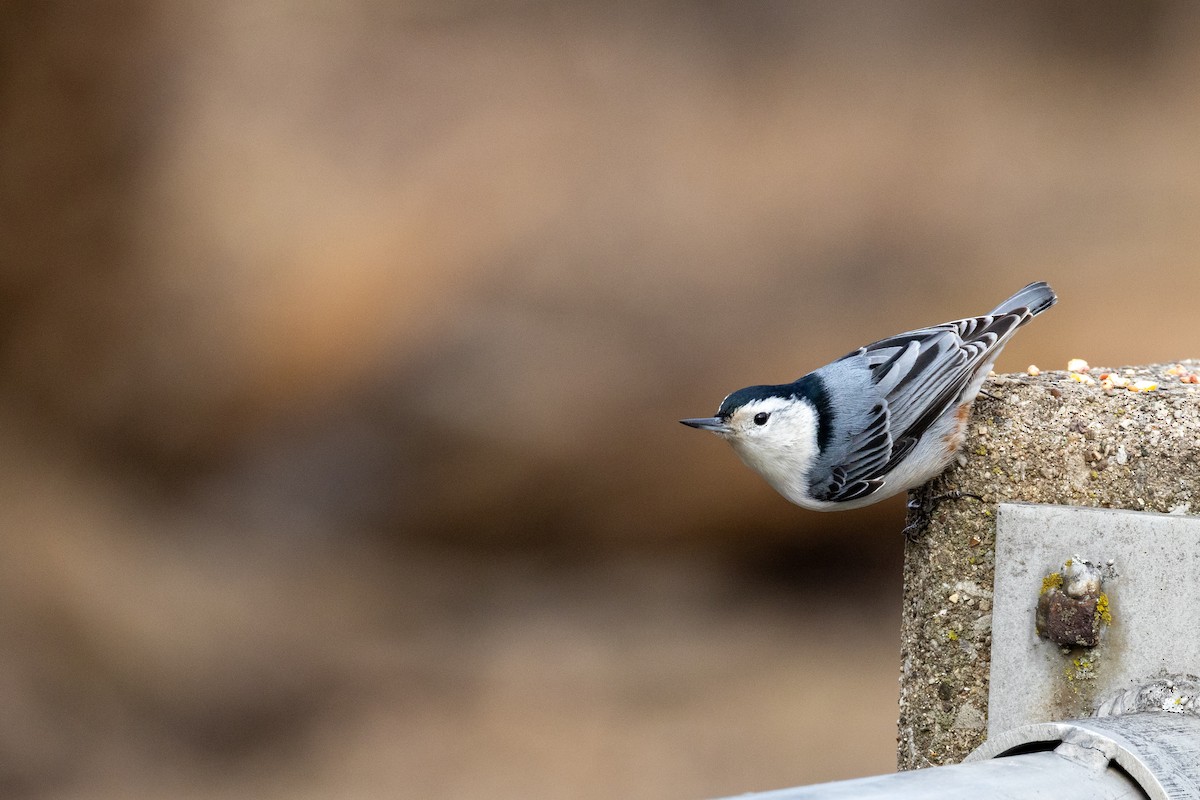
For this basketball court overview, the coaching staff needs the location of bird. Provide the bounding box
[680,281,1056,511]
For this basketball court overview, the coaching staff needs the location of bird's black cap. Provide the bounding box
[715,373,835,451]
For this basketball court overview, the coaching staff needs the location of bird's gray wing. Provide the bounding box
[811,313,1024,503]
[860,314,1024,443]
[810,397,898,503]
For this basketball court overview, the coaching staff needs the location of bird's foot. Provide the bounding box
[902,490,984,541]
[930,490,984,506]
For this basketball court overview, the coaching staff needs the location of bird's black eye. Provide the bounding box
[753,412,770,426]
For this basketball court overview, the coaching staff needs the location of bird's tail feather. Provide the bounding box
[990,281,1057,319]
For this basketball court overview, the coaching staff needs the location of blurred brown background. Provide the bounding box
[3,2,1200,798]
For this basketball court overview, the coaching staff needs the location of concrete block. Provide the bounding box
[897,362,1200,770]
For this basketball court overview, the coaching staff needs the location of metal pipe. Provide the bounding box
[724,747,1143,800]
[719,713,1200,800]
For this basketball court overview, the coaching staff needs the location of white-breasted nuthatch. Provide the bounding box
[681,282,1056,510]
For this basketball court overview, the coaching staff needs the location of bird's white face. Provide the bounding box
[711,396,821,503]
[716,395,799,439]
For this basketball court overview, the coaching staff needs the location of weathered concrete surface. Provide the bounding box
[897,361,1200,770]
[989,504,1200,735]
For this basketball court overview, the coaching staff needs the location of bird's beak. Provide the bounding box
[679,416,730,434]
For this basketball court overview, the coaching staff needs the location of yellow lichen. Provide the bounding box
[1063,654,1098,694]
[947,630,959,641]
[1041,572,1063,595]
[1096,592,1112,625]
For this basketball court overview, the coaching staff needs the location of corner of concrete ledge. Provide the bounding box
[896,360,1200,771]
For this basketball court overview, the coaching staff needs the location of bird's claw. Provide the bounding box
[903,490,984,540]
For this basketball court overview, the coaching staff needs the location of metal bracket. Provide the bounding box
[989,503,1200,735]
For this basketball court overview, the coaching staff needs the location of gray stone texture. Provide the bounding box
[897,361,1200,770]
